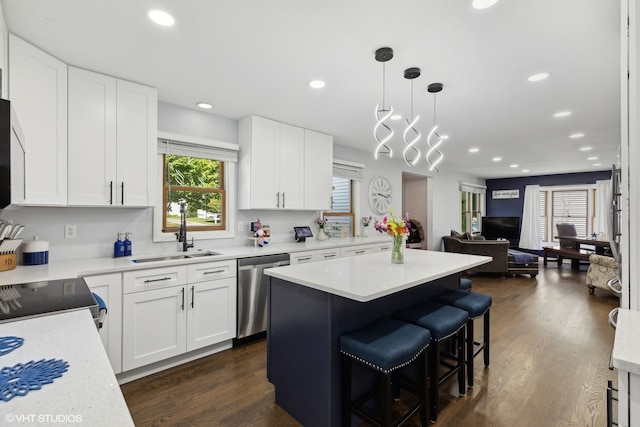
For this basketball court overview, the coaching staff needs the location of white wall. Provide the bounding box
[0,104,483,261]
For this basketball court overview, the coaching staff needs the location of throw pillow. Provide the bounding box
[470,233,485,240]
[450,230,464,238]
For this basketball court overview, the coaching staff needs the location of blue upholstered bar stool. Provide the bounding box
[460,278,473,291]
[339,317,431,427]
[433,289,492,387]
[394,301,468,423]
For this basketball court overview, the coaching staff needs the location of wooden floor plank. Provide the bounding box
[121,263,618,426]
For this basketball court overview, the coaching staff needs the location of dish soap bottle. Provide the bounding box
[114,233,125,258]
[124,232,132,256]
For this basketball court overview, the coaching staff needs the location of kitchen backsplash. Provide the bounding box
[0,206,319,262]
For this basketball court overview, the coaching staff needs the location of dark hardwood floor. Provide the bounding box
[121,263,618,426]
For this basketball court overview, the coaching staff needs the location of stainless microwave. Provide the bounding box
[0,99,25,209]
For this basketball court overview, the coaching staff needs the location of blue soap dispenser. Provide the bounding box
[124,232,132,256]
[114,233,125,258]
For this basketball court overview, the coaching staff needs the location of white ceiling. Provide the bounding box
[1,0,622,179]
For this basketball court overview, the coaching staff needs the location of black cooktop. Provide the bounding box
[0,277,98,323]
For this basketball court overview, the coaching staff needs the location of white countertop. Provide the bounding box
[612,308,640,375]
[265,249,491,302]
[0,309,134,426]
[0,236,390,286]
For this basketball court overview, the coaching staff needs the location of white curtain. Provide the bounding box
[594,179,612,239]
[519,185,542,250]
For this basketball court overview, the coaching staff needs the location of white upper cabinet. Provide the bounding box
[238,115,332,210]
[68,67,156,206]
[303,129,333,210]
[9,34,67,205]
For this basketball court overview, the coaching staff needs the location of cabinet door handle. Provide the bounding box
[355,250,366,254]
[203,269,225,275]
[181,287,185,311]
[121,182,125,205]
[276,192,280,208]
[143,276,172,283]
[323,254,336,258]
[297,256,312,261]
[191,286,195,308]
[109,181,113,205]
[282,192,285,209]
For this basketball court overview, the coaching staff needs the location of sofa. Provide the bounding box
[442,234,538,278]
[585,254,621,296]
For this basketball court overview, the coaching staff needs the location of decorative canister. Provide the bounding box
[22,236,49,265]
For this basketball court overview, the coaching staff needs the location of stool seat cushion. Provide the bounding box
[340,318,431,374]
[394,301,468,341]
[433,290,492,319]
[460,278,472,291]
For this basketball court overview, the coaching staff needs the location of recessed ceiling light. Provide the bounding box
[196,102,213,109]
[587,156,599,161]
[522,169,530,173]
[472,0,499,9]
[308,80,326,89]
[553,111,572,118]
[593,163,602,167]
[440,135,450,140]
[147,9,175,26]
[528,72,551,82]
[579,146,592,151]
[469,148,479,153]
[492,157,502,162]
[569,132,585,139]
[390,114,402,121]
[509,164,519,168]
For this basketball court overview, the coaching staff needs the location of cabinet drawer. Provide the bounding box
[187,259,236,283]
[316,249,340,261]
[290,251,316,265]
[341,245,375,257]
[123,266,187,294]
[375,242,393,252]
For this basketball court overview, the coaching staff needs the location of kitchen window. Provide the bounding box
[153,133,238,242]
[459,182,486,233]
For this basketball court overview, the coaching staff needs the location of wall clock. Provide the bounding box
[368,176,392,214]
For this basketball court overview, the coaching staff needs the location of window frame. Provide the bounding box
[153,133,237,243]
[539,184,596,244]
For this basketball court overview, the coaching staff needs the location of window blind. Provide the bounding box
[551,190,588,237]
[333,159,364,181]
[157,132,238,162]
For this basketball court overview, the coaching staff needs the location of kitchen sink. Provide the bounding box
[132,251,222,263]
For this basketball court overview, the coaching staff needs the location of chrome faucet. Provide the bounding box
[176,199,194,252]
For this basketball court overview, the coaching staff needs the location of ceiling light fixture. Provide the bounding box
[373,47,394,159]
[593,163,602,167]
[579,146,593,151]
[390,114,402,121]
[426,83,445,172]
[440,135,450,140]
[569,132,585,139]
[402,67,422,166]
[492,157,502,162]
[309,80,325,89]
[587,156,599,160]
[553,111,572,118]
[196,102,213,109]
[522,169,530,173]
[147,9,175,26]
[510,164,519,168]
[469,148,480,153]
[472,0,499,9]
[528,72,551,82]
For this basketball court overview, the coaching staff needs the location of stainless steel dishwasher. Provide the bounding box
[235,253,290,345]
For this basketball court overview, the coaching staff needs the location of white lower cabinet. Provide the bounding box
[83,273,123,374]
[290,248,341,265]
[375,242,393,252]
[122,260,236,372]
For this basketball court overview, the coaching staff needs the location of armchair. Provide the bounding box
[585,254,621,296]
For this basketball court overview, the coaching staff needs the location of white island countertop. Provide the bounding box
[612,308,640,375]
[265,249,491,302]
[0,310,134,426]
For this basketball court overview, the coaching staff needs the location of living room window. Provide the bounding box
[539,186,594,243]
[460,182,486,233]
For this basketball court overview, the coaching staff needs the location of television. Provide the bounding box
[481,216,521,246]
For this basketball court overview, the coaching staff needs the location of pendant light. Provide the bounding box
[402,67,422,166]
[426,83,445,172]
[373,47,394,159]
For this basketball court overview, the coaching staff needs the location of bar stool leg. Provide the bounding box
[420,351,428,426]
[484,310,490,367]
[457,327,466,395]
[342,354,352,427]
[381,374,392,427]
[428,343,439,423]
[467,318,475,387]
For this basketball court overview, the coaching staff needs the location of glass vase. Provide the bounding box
[391,235,405,264]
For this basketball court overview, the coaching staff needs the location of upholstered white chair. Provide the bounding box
[585,254,621,296]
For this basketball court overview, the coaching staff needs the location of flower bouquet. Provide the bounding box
[315,217,328,240]
[374,208,410,264]
[360,216,372,236]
